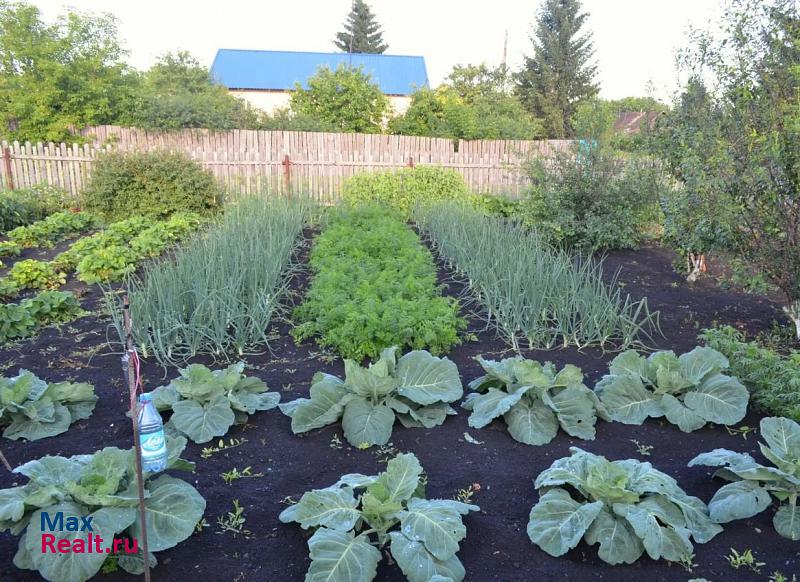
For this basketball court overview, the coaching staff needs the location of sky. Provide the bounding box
[32,0,725,102]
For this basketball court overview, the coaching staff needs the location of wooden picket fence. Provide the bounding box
[1,126,573,202]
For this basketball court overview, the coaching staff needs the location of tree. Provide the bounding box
[290,65,388,133]
[126,51,261,130]
[516,0,598,138]
[334,0,388,54]
[445,63,510,103]
[0,1,136,141]
[661,0,800,338]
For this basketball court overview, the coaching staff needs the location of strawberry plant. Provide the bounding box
[150,362,280,443]
[7,211,98,248]
[464,356,607,445]
[689,416,800,541]
[528,447,722,564]
[595,346,749,431]
[0,291,82,343]
[0,369,97,440]
[280,452,479,581]
[0,240,20,258]
[76,245,139,283]
[0,437,205,581]
[5,259,66,292]
[280,347,462,447]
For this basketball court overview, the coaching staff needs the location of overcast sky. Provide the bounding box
[33,0,724,101]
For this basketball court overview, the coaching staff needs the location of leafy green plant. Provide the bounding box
[689,416,800,541]
[112,198,309,365]
[701,325,800,421]
[527,447,722,565]
[0,240,21,258]
[76,245,139,283]
[0,291,82,343]
[7,211,98,248]
[0,437,205,581]
[595,346,749,431]
[726,548,765,573]
[280,347,461,448]
[464,356,607,445]
[0,369,96,441]
[150,362,279,443]
[293,206,464,360]
[279,452,479,581]
[83,151,221,220]
[415,202,658,351]
[5,259,66,292]
[341,166,471,215]
[0,185,69,234]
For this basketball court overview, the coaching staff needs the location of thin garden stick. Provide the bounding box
[123,295,152,582]
[0,447,12,472]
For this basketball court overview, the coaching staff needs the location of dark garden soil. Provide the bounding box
[0,238,796,582]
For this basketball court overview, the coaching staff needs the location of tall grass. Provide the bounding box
[109,197,311,365]
[414,202,658,351]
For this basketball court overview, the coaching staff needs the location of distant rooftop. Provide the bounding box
[210,49,429,96]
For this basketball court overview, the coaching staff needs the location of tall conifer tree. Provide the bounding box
[334,0,388,54]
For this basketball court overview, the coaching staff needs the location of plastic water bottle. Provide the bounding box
[137,393,168,473]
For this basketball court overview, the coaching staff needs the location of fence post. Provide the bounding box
[407,156,414,168]
[282,154,291,196]
[2,146,13,190]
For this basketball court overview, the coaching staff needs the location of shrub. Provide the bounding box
[341,166,471,215]
[0,185,69,234]
[415,202,658,351]
[0,369,96,441]
[83,151,222,220]
[150,362,280,443]
[519,147,666,251]
[0,438,205,581]
[280,347,462,447]
[700,325,800,421]
[279,452,479,581]
[528,447,721,564]
[293,206,464,360]
[690,416,800,541]
[464,356,606,445]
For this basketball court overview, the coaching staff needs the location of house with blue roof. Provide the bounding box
[210,49,429,115]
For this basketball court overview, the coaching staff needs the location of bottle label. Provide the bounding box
[140,430,166,460]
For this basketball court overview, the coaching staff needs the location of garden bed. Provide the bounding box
[0,242,793,582]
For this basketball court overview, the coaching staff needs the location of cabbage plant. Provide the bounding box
[464,356,608,445]
[151,362,279,443]
[528,447,722,565]
[279,452,478,582]
[1,369,97,441]
[689,416,800,540]
[594,346,749,431]
[280,347,462,447]
[0,436,205,582]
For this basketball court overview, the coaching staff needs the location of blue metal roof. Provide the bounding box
[210,49,428,96]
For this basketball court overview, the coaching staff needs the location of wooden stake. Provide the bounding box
[0,447,12,472]
[123,295,152,582]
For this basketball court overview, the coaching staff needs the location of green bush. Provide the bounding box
[701,325,800,421]
[293,206,464,360]
[83,151,222,220]
[520,147,666,251]
[340,166,471,215]
[0,185,69,233]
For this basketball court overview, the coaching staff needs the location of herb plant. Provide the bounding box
[151,362,280,443]
[279,452,479,581]
[280,347,462,448]
[464,356,607,445]
[293,206,464,360]
[0,437,205,581]
[594,346,749,431]
[689,416,800,541]
[0,369,97,441]
[528,447,722,564]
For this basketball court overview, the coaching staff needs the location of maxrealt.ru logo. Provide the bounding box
[39,511,139,555]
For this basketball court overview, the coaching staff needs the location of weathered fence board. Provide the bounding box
[0,126,573,201]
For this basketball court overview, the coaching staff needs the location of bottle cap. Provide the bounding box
[138,393,153,403]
